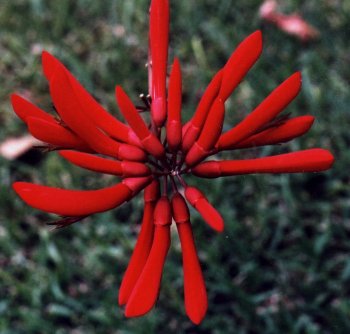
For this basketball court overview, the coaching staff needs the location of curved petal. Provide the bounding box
[11,94,56,124]
[177,222,207,325]
[42,51,138,145]
[219,30,263,101]
[218,72,302,149]
[50,68,146,161]
[118,202,155,305]
[13,182,132,216]
[27,117,91,151]
[125,224,170,317]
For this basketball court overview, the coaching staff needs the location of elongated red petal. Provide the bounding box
[234,115,315,149]
[11,94,56,124]
[177,223,207,324]
[219,30,263,101]
[59,151,151,177]
[166,58,182,152]
[42,51,140,146]
[184,186,224,232]
[119,203,155,305]
[119,181,160,306]
[171,193,207,324]
[182,70,223,153]
[13,182,132,216]
[150,0,169,126]
[218,72,302,150]
[13,177,152,216]
[50,68,145,161]
[125,225,170,317]
[115,86,165,159]
[27,117,91,151]
[192,149,335,178]
[185,98,225,167]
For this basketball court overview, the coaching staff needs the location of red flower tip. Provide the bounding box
[42,50,60,81]
[219,30,263,101]
[11,94,55,124]
[149,0,169,127]
[218,71,302,150]
[184,186,224,232]
[176,222,208,324]
[166,58,182,152]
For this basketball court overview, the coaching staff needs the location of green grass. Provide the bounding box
[0,0,349,333]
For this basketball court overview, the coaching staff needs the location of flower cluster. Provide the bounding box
[12,0,334,325]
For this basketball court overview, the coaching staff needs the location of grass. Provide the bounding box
[0,0,349,333]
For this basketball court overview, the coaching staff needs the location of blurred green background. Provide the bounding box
[0,0,349,333]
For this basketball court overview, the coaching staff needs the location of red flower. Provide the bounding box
[12,0,334,325]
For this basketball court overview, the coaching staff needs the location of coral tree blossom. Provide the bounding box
[12,0,334,325]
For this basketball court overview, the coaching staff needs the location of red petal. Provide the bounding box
[13,182,133,216]
[177,222,207,324]
[171,192,190,224]
[50,68,145,161]
[115,86,165,159]
[218,72,302,149]
[182,70,223,153]
[27,117,91,151]
[154,196,172,226]
[122,177,154,196]
[166,58,182,152]
[219,31,263,101]
[42,51,138,145]
[119,181,159,305]
[11,94,56,124]
[42,50,59,80]
[59,151,151,177]
[144,179,161,203]
[184,186,224,232]
[150,0,169,126]
[185,98,225,167]
[234,115,315,149]
[192,149,335,177]
[118,201,156,305]
[125,225,170,317]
